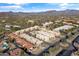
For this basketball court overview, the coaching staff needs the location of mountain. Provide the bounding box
[0,9,79,16]
[37,10,79,16]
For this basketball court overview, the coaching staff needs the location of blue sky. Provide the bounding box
[0,3,79,12]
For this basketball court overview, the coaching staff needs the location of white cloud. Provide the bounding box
[59,3,79,10]
[0,0,79,4]
[0,0,28,4]
[59,3,69,9]
[21,8,66,12]
[0,6,20,8]
[60,3,68,7]
[0,5,23,9]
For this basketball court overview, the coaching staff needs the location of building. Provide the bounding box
[8,48,23,56]
[0,40,9,52]
[8,26,61,55]
[18,33,43,46]
[43,22,53,28]
[8,33,34,50]
[5,24,12,31]
[53,25,73,31]
[30,30,60,43]
[63,20,79,25]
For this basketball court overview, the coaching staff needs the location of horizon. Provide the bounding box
[0,3,79,12]
[0,9,79,13]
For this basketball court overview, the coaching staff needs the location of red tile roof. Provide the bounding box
[8,33,34,49]
[9,48,22,56]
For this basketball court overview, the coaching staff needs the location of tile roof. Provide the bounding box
[9,48,23,56]
[8,33,34,49]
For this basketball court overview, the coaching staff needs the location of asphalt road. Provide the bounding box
[57,35,79,56]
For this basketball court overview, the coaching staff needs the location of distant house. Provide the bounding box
[54,25,73,31]
[5,24,21,31]
[13,25,21,28]
[43,22,53,28]
[28,20,34,23]
[5,24,12,31]
[2,20,6,23]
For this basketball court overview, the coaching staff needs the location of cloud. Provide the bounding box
[48,3,70,10]
[0,3,79,12]
[59,3,79,10]
[0,0,79,4]
[0,5,22,9]
[59,3,68,7]
[0,4,25,11]
[21,8,64,12]
[59,3,69,9]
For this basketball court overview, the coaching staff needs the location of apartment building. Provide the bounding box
[8,26,61,55]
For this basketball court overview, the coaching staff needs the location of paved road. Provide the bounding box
[57,35,79,56]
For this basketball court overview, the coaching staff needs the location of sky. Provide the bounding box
[0,0,79,12]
